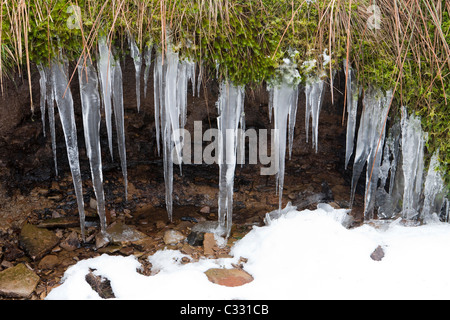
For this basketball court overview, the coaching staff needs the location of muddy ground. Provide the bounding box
[0,56,366,299]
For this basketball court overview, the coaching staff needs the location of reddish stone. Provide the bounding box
[204,268,253,287]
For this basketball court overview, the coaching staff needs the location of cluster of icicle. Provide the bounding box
[38,39,448,242]
[345,63,449,222]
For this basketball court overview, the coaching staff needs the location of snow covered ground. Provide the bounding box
[46,204,450,300]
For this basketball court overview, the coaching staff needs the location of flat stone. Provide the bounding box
[204,268,253,287]
[37,217,79,229]
[106,222,148,244]
[203,233,216,256]
[19,223,60,260]
[163,229,185,245]
[0,264,40,298]
[59,231,80,251]
[38,255,59,270]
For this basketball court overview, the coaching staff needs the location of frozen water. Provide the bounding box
[216,80,245,236]
[129,36,142,112]
[304,77,325,153]
[143,44,152,99]
[97,36,114,159]
[421,151,445,220]
[50,57,86,239]
[268,82,299,210]
[37,64,47,137]
[344,62,360,169]
[111,57,128,199]
[400,106,427,220]
[350,88,391,219]
[78,59,107,233]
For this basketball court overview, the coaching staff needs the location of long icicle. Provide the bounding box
[78,59,107,234]
[50,57,86,239]
[216,80,245,236]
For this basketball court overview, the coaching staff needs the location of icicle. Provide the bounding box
[129,37,142,112]
[177,60,188,129]
[197,63,203,97]
[344,63,360,169]
[143,44,152,99]
[78,59,107,233]
[39,64,58,176]
[422,151,446,220]
[153,51,163,156]
[97,36,114,159]
[376,122,401,219]
[349,88,391,219]
[111,58,128,199]
[216,80,245,236]
[37,64,47,137]
[268,82,299,211]
[400,106,427,220]
[47,75,58,176]
[305,77,325,153]
[50,57,86,239]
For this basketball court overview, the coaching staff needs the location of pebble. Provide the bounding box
[163,229,185,245]
[204,268,253,287]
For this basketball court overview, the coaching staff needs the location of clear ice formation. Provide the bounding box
[400,106,427,220]
[37,64,47,137]
[78,59,107,233]
[422,151,446,220]
[143,44,152,99]
[350,87,392,219]
[111,56,128,199]
[129,36,142,112]
[97,36,114,159]
[344,63,360,169]
[50,57,87,239]
[216,80,245,236]
[97,36,128,198]
[304,77,325,153]
[268,82,299,210]
[38,64,58,175]
[153,46,195,221]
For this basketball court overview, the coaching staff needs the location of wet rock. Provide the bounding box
[200,206,211,214]
[370,245,385,261]
[163,229,185,245]
[38,255,59,270]
[204,268,253,287]
[203,233,216,256]
[106,222,148,244]
[85,270,115,299]
[37,217,79,229]
[0,263,40,298]
[59,231,80,251]
[19,223,60,260]
[186,231,204,246]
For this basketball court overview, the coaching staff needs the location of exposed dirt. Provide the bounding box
[0,56,366,299]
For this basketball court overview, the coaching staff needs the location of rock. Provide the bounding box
[204,268,253,287]
[90,197,98,210]
[200,206,211,214]
[155,220,166,229]
[0,264,40,298]
[37,217,79,229]
[163,229,185,245]
[19,223,60,260]
[38,255,59,270]
[203,233,216,256]
[186,231,204,246]
[60,231,80,251]
[85,270,115,299]
[106,222,148,244]
[370,245,385,261]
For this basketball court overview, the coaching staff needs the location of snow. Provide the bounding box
[46,205,450,300]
